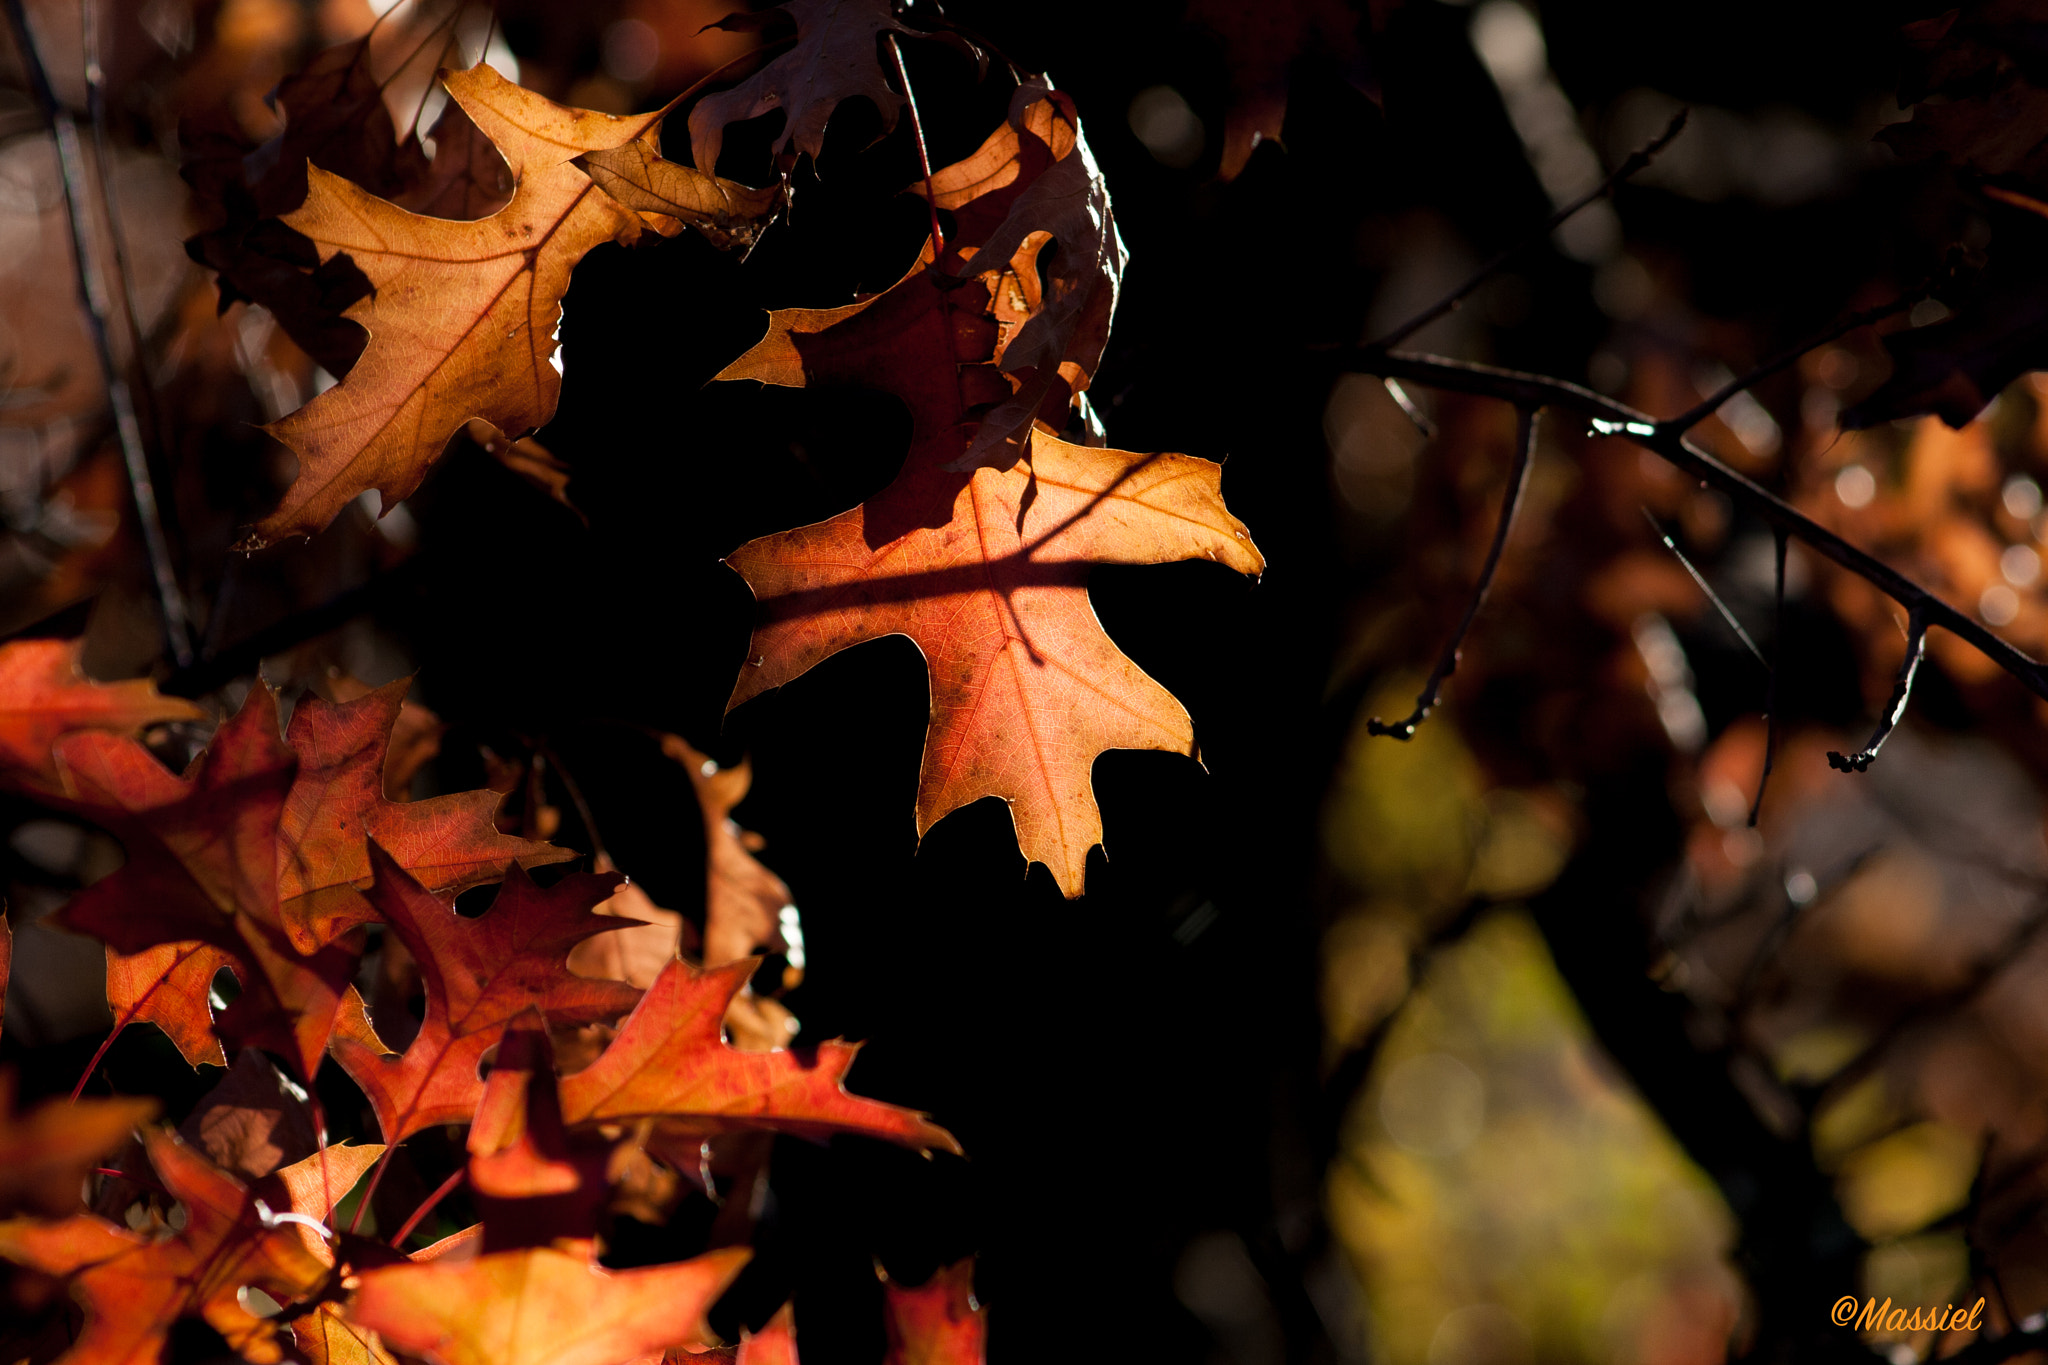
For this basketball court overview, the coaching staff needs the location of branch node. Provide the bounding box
[1826,608,1927,774]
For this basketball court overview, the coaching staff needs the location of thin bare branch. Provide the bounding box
[1366,110,1687,352]
[1336,350,2048,713]
[1368,407,1537,740]
[1828,607,1927,772]
[1641,507,1767,668]
[2,0,193,667]
[1666,290,1928,435]
[1749,529,1788,825]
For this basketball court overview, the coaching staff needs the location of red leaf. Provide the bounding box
[883,1260,986,1365]
[279,679,571,953]
[0,1131,380,1365]
[332,847,643,1145]
[59,681,570,1080]
[54,689,353,1079]
[558,957,959,1154]
[0,638,202,789]
[104,941,235,1069]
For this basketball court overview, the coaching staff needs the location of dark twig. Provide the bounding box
[1641,508,1767,668]
[1340,351,2048,720]
[80,0,168,471]
[1366,110,1688,352]
[1749,529,1788,826]
[1,0,192,667]
[1368,408,1537,739]
[1827,607,1926,772]
[1666,290,1928,435]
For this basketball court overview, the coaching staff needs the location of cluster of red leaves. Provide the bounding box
[0,1,1269,1358]
[0,636,965,1365]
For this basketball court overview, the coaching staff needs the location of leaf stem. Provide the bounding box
[1368,408,1537,740]
[887,34,946,261]
[349,1141,398,1235]
[389,1165,464,1248]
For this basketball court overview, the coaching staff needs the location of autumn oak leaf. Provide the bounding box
[333,846,643,1145]
[250,66,665,545]
[277,678,570,953]
[717,86,1262,896]
[688,0,978,176]
[0,638,202,789]
[0,1131,381,1365]
[558,956,959,1153]
[350,1241,751,1365]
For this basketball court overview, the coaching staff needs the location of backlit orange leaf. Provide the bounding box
[718,86,1261,896]
[883,1260,986,1365]
[332,846,643,1145]
[295,1301,402,1365]
[0,1131,380,1365]
[350,1241,751,1365]
[911,80,1125,467]
[250,64,773,545]
[103,941,236,1069]
[0,639,202,788]
[576,136,782,251]
[558,956,959,1153]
